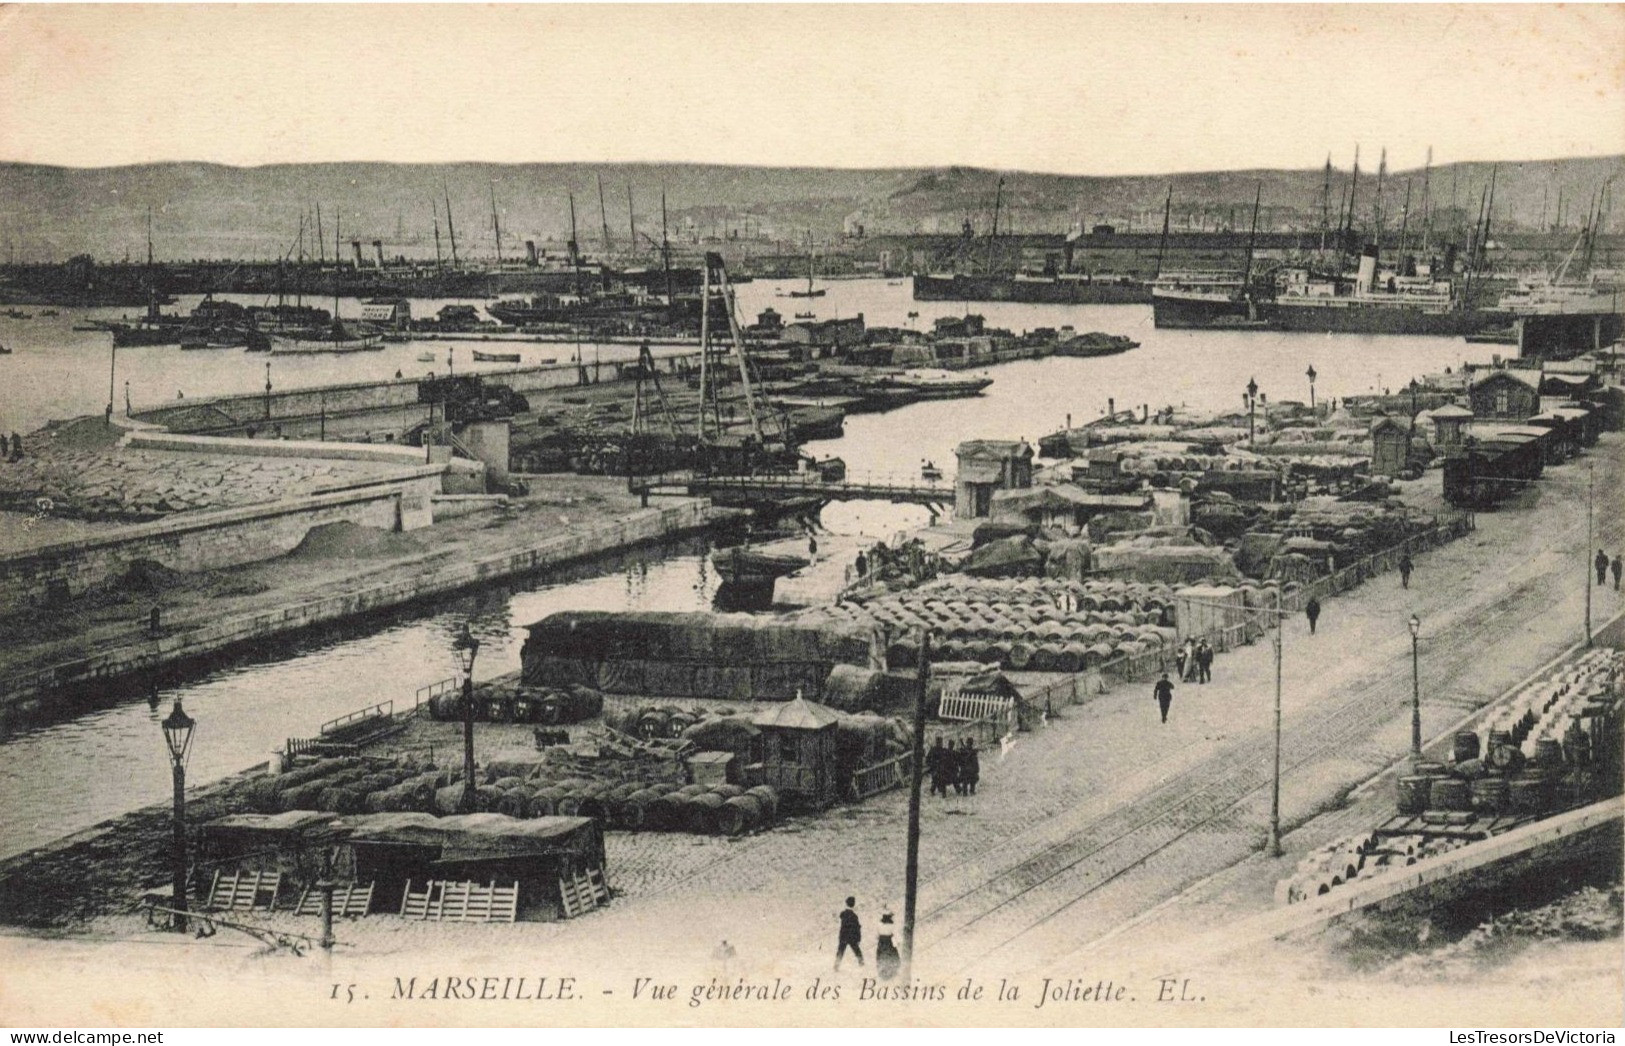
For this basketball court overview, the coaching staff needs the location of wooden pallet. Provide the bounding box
[206,870,281,912]
[294,881,375,918]
[399,879,519,923]
[558,867,610,920]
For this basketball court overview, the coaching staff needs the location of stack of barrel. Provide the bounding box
[241,756,450,815]
[1397,649,1622,820]
[428,683,604,725]
[627,782,782,836]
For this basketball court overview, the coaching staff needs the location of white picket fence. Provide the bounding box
[937,689,1016,723]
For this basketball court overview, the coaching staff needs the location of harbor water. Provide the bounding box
[0,278,1504,857]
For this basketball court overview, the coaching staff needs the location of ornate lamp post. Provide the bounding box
[1306,364,1317,414]
[454,626,481,813]
[160,699,197,932]
[1408,614,1422,763]
[1244,377,1260,445]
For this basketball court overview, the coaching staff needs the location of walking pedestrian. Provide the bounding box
[961,738,979,795]
[1180,638,1197,681]
[1153,673,1175,724]
[1613,555,1622,593]
[1597,549,1610,587]
[855,550,869,578]
[1305,597,1321,635]
[925,737,945,798]
[834,897,864,970]
[1398,554,1413,589]
[808,534,818,558]
[875,912,901,981]
[1175,640,1190,682]
[1196,639,1213,684]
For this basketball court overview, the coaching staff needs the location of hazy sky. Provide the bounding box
[1,4,1621,174]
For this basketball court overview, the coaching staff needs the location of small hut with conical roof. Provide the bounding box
[751,694,842,809]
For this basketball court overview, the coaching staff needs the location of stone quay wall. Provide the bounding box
[0,470,444,617]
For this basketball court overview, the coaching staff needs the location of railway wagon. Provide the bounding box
[1443,433,1546,509]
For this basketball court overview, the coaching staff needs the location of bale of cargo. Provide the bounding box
[244,778,285,813]
[618,787,663,830]
[709,783,746,799]
[486,759,546,782]
[887,640,918,669]
[555,792,584,817]
[475,785,505,813]
[715,795,763,836]
[745,785,780,821]
[1485,743,1526,776]
[1396,775,1430,815]
[1452,732,1481,764]
[577,790,611,822]
[316,786,366,814]
[496,790,531,818]
[1508,776,1550,815]
[823,665,888,713]
[1470,777,1509,814]
[1429,778,1471,812]
[524,791,558,818]
[681,714,761,757]
[1452,758,1487,781]
[677,783,710,797]
[492,775,528,792]
[1534,738,1565,767]
[684,792,727,833]
[646,792,685,831]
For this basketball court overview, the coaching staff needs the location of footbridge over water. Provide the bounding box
[630,470,955,509]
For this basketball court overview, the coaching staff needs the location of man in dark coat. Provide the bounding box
[1153,673,1175,724]
[1613,555,1622,592]
[1305,597,1321,635]
[1597,549,1610,586]
[1398,554,1413,589]
[961,738,980,795]
[925,737,946,798]
[835,896,864,970]
[1196,639,1213,683]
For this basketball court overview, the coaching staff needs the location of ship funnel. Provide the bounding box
[1357,245,1379,294]
[351,241,364,267]
[373,240,385,269]
[525,240,538,266]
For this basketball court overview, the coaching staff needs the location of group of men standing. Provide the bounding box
[924,736,980,797]
[1175,638,1214,683]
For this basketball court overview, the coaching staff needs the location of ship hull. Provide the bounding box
[1151,292,1261,330]
[914,273,1151,305]
[1267,302,1513,336]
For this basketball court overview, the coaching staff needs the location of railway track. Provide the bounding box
[913,563,1571,974]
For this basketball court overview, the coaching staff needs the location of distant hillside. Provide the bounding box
[1,157,1620,262]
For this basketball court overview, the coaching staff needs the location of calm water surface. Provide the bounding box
[0,278,1500,855]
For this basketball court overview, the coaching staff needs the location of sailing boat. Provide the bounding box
[785,242,826,298]
[272,215,383,353]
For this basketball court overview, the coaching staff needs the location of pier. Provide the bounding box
[630,469,955,507]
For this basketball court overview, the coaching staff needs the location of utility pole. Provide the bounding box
[1268,588,1283,858]
[1585,460,1594,647]
[902,629,930,974]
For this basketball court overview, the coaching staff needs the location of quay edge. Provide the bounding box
[0,498,728,715]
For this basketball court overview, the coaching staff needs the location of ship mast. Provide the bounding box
[1154,186,1172,278]
[316,203,325,265]
[1343,145,1360,255]
[1241,182,1262,287]
[443,184,459,268]
[432,199,444,272]
[626,184,637,254]
[1372,147,1387,256]
[1420,147,1433,255]
[567,192,581,292]
[1397,179,1412,260]
[490,181,503,267]
[597,174,612,255]
[985,177,1004,276]
[660,187,672,304]
[1319,154,1332,253]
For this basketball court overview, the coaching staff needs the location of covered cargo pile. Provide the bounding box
[521,611,879,702]
[427,680,604,725]
[798,577,1177,673]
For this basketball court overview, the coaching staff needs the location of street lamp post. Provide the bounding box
[160,699,197,932]
[1408,614,1422,763]
[1306,365,1317,415]
[1585,460,1594,648]
[902,628,931,976]
[454,627,481,813]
